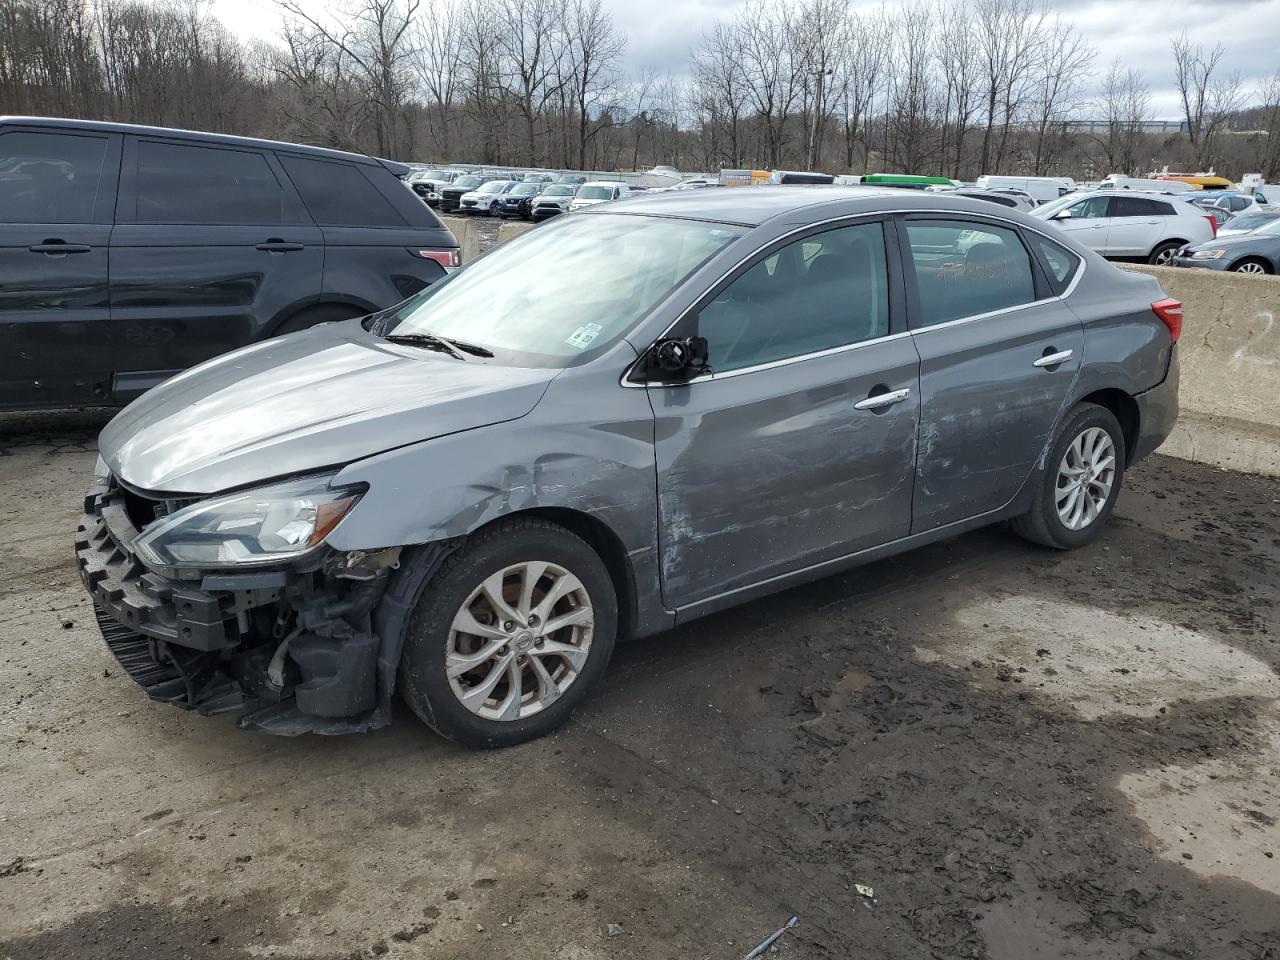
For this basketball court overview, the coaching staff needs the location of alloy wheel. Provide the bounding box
[446,561,594,721]
[1153,247,1176,265]
[1055,427,1116,531]
[1235,261,1267,274]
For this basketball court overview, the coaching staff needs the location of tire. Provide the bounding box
[398,517,617,747]
[489,200,500,216]
[1011,402,1127,550]
[1148,241,1182,266]
[1231,258,1271,275]
[273,303,365,336]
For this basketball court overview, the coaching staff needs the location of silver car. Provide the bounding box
[79,188,1180,747]
[1032,190,1216,264]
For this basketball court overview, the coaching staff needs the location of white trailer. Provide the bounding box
[975,175,1075,202]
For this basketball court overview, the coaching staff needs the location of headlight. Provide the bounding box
[132,474,362,570]
[1189,248,1225,260]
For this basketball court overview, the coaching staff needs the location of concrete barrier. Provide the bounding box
[1121,264,1280,476]
[496,220,536,244]
[439,215,481,265]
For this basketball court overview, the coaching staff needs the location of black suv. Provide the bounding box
[0,117,458,410]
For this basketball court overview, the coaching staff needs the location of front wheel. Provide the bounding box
[1232,258,1271,275]
[399,518,617,747]
[489,200,500,216]
[1012,403,1126,550]
[1148,241,1182,266]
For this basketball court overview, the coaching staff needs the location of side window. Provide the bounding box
[135,141,285,224]
[0,131,108,223]
[280,156,406,227]
[697,222,889,373]
[1068,196,1108,219]
[1230,197,1250,212]
[1030,234,1081,293]
[905,219,1037,326]
[1151,200,1176,216]
[1111,196,1157,217]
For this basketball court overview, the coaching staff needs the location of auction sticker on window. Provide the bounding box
[565,322,604,350]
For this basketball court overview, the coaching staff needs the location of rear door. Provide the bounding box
[0,126,119,407]
[110,136,322,397]
[650,219,920,611]
[902,216,1084,533]
[1105,195,1165,256]
[277,154,454,307]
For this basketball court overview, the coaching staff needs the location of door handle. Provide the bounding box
[29,241,91,255]
[854,387,911,411]
[1034,349,1074,368]
[255,241,305,253]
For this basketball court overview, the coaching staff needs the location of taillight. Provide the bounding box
[1152,298,1182,343]
[410,248,460,269]
[1205,215,1218,238]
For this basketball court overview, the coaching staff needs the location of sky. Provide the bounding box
[203,0,1280,119]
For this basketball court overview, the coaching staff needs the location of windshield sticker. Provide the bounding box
[565,322,604,350]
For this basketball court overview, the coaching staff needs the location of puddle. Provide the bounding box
[918,596,1280,895]
[916,596,1280,720]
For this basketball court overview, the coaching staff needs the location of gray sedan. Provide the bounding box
[1172,216,1280,274]
[79,188,1181,747]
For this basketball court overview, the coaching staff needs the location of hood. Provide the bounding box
[99,321,556,495]
[1185,234,1271,252]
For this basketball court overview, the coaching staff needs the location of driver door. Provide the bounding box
[647,220,921,613]
[1051,195,1110,252]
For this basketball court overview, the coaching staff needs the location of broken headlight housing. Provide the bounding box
[132,474,363,570]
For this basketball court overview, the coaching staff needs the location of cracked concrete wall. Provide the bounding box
[1122,264,1280,476]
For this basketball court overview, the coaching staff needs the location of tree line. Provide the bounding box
[1,0,1278,180]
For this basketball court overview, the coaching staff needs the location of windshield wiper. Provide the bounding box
[384,332,468,360]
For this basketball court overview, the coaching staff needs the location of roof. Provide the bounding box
[603,184,934,225]
[0,116,403,173]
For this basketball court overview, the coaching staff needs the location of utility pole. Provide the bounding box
[808,68,832,171]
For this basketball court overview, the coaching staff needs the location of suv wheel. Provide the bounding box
[1012,403,1126,550]
[399,518,617,747]
[489,200,500,216]
[1232,258,1271,275]
[1148,241,1182,266]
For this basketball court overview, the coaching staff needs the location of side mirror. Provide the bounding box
[1052,209,1073,220]
[644,336,709,382]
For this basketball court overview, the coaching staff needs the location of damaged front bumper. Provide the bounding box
[75,477,407,735]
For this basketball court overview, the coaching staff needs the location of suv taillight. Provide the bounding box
[1205,215,1218,238]
[1152,298,1182,343]
[410,248,460,269]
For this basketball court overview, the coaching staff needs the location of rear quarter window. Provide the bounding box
[280,155,407,227]
[1030,234,1081,294]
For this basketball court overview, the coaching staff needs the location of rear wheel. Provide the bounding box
[399,518,617,747]
[1148,241,1182,266]
[1232,258,1271,275]
[1012,403,1126,550]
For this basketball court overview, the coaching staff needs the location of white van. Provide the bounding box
[974,175,1075,203]
[1098,175,1195,194]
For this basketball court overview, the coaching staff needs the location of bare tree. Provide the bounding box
[1171,33,1246,170]
[277,0,420,157]
[835,11,889,173]
[692,21,749,167]
[410,0,462,156]
[934,0,978,178]
[564,0,624,170]
[1095,60,1150,175]
[493,0,565,164]
[1027,18,1094,175]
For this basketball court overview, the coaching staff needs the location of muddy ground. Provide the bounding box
[1,409,1277,960]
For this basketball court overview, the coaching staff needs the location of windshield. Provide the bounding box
[1254,218,1280,235]
[380,213,742,366]
[577,185,615,201]
[511,184,540,196]
[477,181,508,194]
[452,176,482,189]
[543,185,575,196]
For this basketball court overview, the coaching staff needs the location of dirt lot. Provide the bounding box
[1,409,1278,960]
